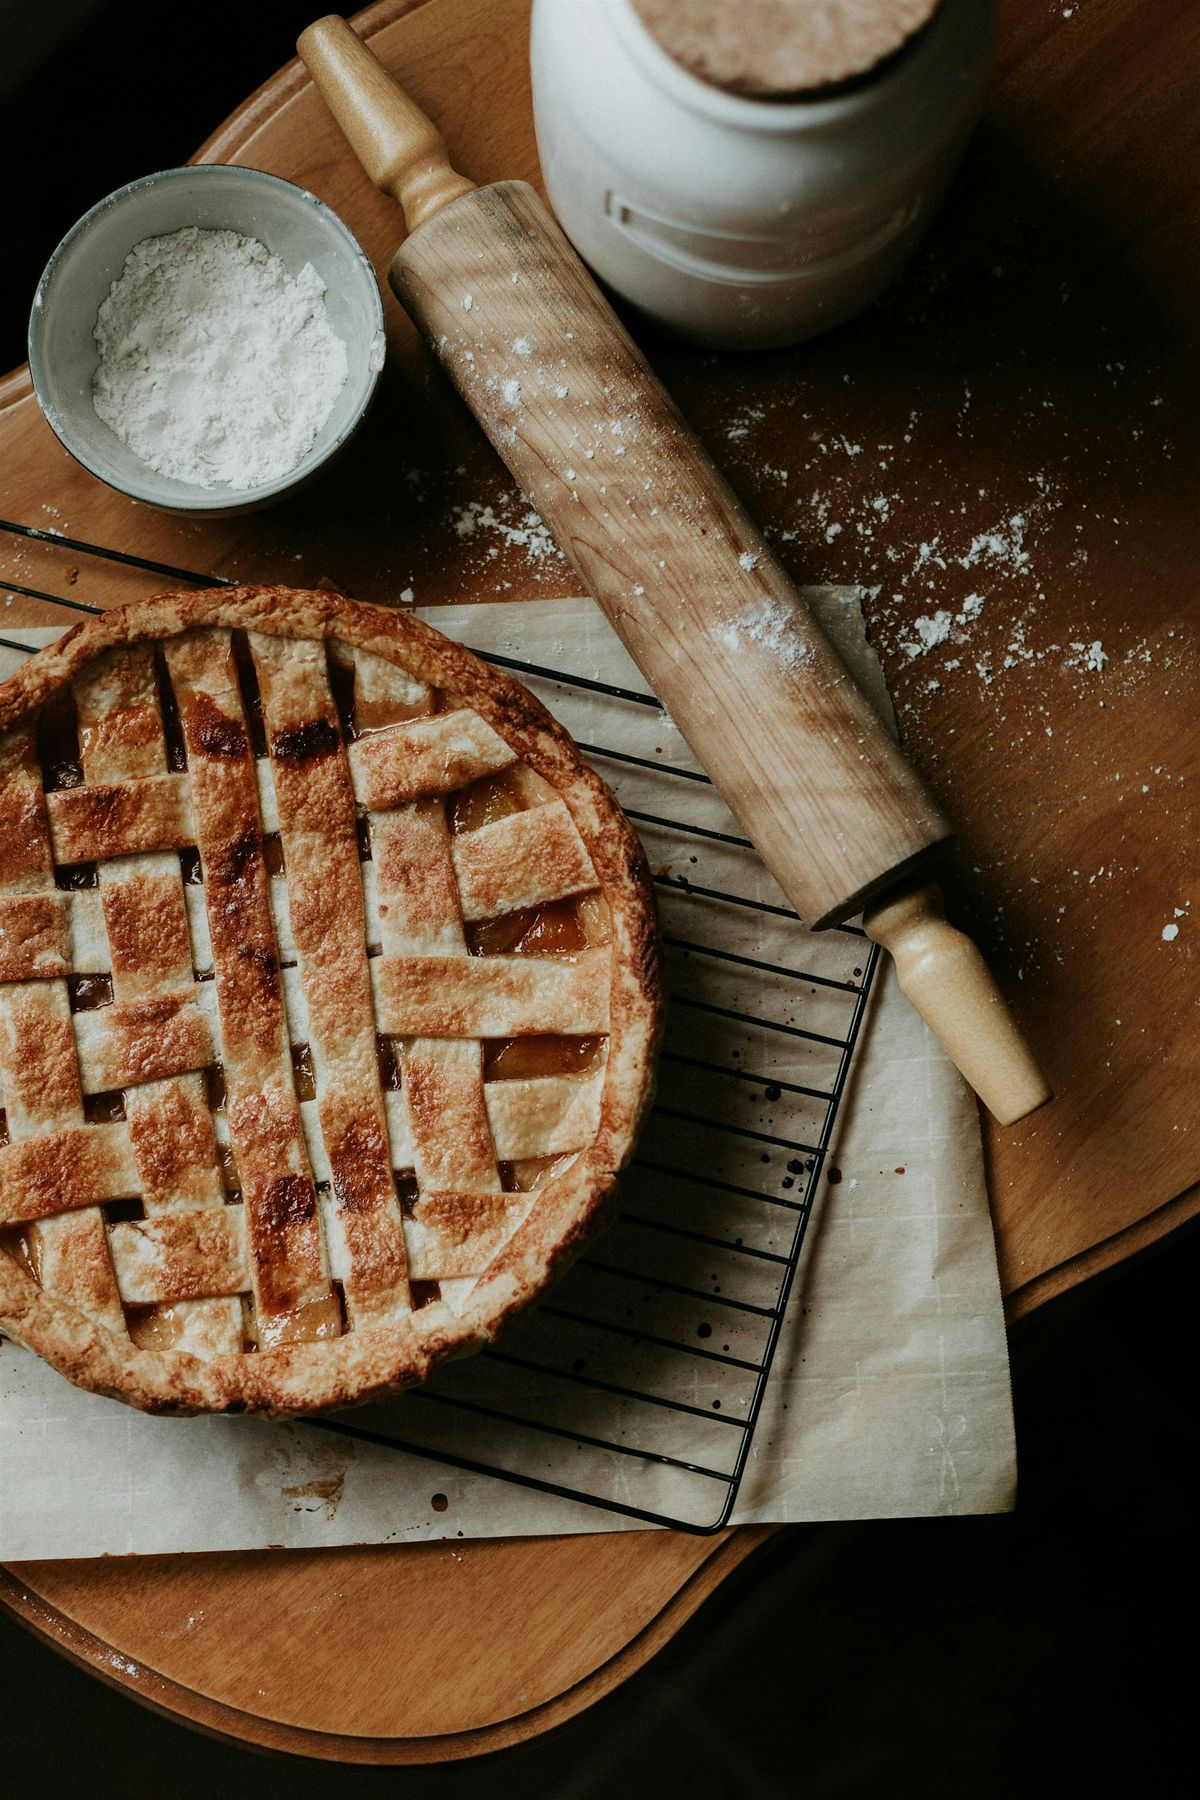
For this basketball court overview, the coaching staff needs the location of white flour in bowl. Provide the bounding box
[92,226,348,490]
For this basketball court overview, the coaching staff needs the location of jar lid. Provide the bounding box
[629,0,942,98]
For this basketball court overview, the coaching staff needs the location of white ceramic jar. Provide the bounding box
[530,0,996,350]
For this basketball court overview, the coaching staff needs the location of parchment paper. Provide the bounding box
[0,593,1015,1557]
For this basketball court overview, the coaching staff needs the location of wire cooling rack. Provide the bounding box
[0,517,878,1534]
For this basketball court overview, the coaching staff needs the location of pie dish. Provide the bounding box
[0,587,660,1415]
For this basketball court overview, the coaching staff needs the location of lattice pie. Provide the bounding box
[0,590,660,1413]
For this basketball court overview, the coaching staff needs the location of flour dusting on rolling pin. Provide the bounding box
[92,226,348,489]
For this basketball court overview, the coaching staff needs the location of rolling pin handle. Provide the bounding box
[863,880,1052,1126]
[297,15,476,232]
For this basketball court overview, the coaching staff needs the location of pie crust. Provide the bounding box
[0,588,661,1415]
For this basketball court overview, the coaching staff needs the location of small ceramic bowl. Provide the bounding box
[28,164,386,517]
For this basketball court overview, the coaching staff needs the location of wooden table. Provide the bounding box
[1,0,1197,1762]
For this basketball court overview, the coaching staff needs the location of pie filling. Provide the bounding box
[0,627,618,1362]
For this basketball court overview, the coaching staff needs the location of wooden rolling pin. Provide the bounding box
[297,15,1051,1126]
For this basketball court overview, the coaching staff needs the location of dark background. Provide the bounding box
[0,3,1195,1794]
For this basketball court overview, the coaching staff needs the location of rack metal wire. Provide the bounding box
[0,519,879,1533]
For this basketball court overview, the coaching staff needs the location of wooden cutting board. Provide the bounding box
[1,0,1197,1762]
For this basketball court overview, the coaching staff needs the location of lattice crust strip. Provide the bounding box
[0,723,127,1339]
[248,630,412,1333]
[75,646,241,1358]
[0,614,624,1378]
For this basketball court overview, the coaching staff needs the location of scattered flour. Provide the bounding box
[725,403,765,442]
[712,386,1154,698]
[902,610,953,658]
[959,515,1031,572]
[92,226,348,491]
[451,498,563,564]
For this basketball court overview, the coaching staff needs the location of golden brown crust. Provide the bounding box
[46,773,194,864]
[0,893,71,980]
[0,587,662,1415]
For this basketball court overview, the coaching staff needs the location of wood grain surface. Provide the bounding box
[1,0,1197,1763]
[0,1528,775,1761]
